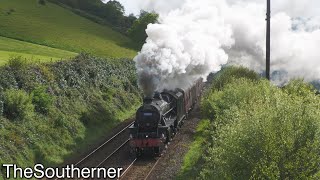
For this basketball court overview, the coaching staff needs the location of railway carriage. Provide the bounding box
[129,78,204,156]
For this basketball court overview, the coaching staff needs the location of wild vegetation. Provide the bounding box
[0,0,137,59]
[178,66,320,179]
[0,54,141,178]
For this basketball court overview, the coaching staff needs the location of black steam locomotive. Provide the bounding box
[129,78,204,156]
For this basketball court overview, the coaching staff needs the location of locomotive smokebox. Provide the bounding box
[143,97,153,104]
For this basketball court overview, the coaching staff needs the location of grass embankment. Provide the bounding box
[0,36,77,65]
[178,67,320,179]
[0,0,137,59]
[0,54,141,178]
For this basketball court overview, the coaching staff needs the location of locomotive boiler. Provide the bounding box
[129,78,204,156]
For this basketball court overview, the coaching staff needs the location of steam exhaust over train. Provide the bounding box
[129,78,204,156]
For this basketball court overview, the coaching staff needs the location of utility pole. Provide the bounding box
[266,0,271,80]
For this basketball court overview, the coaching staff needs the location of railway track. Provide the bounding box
[53,118,164,180]
[119,136,178,179]
[52,121,134,180]
[75,122,134,169]
[76,122,133,168]
[119,156,161,180]
[119,93,204,180]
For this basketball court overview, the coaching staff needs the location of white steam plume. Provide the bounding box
[223,1,320,84]
[134,0,234,96]
[134,0,320,96]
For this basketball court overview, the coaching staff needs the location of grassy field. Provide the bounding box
[0,36,77,65]
[0,0,137,59]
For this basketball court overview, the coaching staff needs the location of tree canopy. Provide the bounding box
[127,11,159,49]
[48,0,137,33]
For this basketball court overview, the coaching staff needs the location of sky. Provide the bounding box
[103,0,186,15]
[105,0,320,18]
[103,0,143,15]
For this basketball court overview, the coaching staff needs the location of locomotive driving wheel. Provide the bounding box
[132,147,141,157]
[153,147,162,157]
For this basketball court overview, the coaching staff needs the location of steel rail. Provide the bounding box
[75,122,134,166]
[95,139,130,168]
[118,158,137,179]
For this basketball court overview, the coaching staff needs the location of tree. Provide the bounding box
[126,13,137,27]
[139,10,149,18]
[105,0,124,14]
[103,0,125,27]
[119,13,137,33]
[127,11,158,49]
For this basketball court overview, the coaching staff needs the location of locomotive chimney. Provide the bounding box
[143,97,153,104]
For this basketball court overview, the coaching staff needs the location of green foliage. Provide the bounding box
[201,79,320,179]
[128,12,159,49]
[48,0,136,34]
[181,66,320,179]
[0,54,141,177]
[0,0,137,58]
[104,0,125,25]
[31,86,54,114]
[3,89,34,121]
[283,79,316,97]
[210,66,260,91]
[177,120,210,180]
[201,66,260,120]
[7,56,27,70]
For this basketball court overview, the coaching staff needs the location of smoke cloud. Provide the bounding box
[134,0,320,96]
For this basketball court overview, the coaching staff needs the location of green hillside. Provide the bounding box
[0,0,137,59]
[0,36,77,65]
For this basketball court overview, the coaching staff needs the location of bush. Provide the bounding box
[3,89,34,121]
[32,86,54,114]
[199,79,320,179]
[284,79,316,97]
[210,66,260,91]
[7,56,27,70]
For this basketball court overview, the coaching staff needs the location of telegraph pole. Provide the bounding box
[266,0,271,80]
